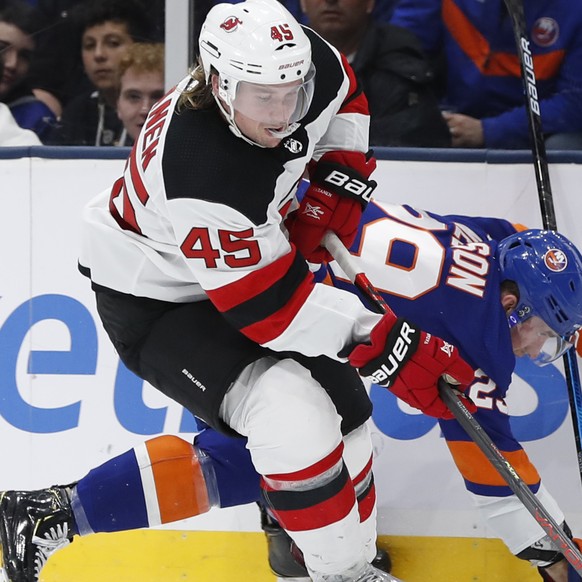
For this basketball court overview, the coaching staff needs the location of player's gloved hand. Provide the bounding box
[347,311,476,420]
[286,150,377,263]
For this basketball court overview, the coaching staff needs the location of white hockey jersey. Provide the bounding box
[79,28,381,360]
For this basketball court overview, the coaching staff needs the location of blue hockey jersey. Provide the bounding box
[326,201,542,496]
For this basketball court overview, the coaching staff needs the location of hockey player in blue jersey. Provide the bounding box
[2,201,582,582]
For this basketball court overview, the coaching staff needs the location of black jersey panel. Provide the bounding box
[222,249,309,330]
[301,28,346,125]
[162,107,287,226]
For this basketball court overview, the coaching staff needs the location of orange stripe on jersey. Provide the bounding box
[484,51,564,80]
[145,436,211,524]
[443,0,564,80]
[208,249,298,312]
[446,440,540,486]
[240,270,315,344]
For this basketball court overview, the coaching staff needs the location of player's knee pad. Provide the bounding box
[516,521,572,568]
[225,357,343,475]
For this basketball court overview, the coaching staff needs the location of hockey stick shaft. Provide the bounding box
[323,230,582,573]
[503,0,582,482]
[438,382,582,573]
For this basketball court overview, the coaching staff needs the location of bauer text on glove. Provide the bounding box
[286,150,377,263]
[347,313,476,419]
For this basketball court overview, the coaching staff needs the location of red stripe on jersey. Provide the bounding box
[279,199,292,219]
[337,53,370,116]
[129,146,150,205]
[269,479,355,531]
[263,443,344,486]
[239,272,315,344]
[208,249,298,312]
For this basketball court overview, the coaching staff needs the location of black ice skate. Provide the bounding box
[258,503,392,581]
[0,488,74,582]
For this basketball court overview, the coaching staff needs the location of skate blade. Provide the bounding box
[276,578,310,582]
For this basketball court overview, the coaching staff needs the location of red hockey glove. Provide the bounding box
[286,150,377,263]
[348,312,476,420]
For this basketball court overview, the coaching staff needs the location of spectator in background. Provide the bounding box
[47,0,156,146]
[27,0,165,119]
[300,0,450,147]
[191,0,396,55]
[115,42,164,145]
[391,0,582,150]
[285,0,396,25]
[0,0,56,140]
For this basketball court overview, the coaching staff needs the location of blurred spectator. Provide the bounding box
[47,0,156,146]
[391,0,582,149]
[0,0,56,140]
[191,0,397,51]
[115,42,164,145]
[27,0,164,118]
[288,0,396,25]
[301,0,450,146]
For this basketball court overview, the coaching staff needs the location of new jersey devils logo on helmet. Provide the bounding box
[220,16,242,32]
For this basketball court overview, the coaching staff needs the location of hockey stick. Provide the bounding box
[322,230,582,574]
[502,0,582,483]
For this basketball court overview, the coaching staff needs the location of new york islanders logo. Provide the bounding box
[544,248,568,272]
[220,16,242,32]
[532,17,559,48]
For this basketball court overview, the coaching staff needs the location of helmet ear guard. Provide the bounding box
[498,229,582,364]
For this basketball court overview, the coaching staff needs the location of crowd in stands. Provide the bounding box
[1,0,581,149]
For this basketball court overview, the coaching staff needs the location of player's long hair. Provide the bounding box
[177,59,215,111]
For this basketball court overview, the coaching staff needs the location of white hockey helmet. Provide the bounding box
[198,0,315,143]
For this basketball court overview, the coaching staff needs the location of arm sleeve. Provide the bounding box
[311,53,371,161]
[482,38,582,148]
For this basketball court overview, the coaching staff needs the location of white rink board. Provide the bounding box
[1,149,581,538]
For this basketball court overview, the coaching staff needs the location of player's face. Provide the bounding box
[82,22,133,93]
[510,315,576,365]
[117,68,165,140]
[0,23,34,98]
[231,80,303,148]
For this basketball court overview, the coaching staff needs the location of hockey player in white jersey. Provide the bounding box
[2,203,582,582]
[29,1,472,581]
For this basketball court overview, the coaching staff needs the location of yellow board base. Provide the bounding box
[39,530,542,582]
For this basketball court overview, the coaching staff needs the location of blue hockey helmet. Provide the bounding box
[497,229,582,365]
